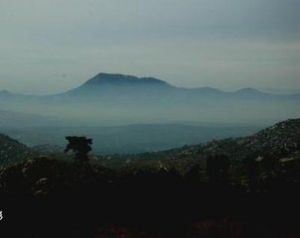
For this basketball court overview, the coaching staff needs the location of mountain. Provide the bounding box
[82,73,169,88]
[60,73,298,99]
[0,73,299,126]
[64,73,171,96]
[61,73,290,101]
[261,88,300,95]
[0,133,36,166]
[1,73,299,100]
[0,90,13,98]
[0,90,36,101]
[233,87,270,99]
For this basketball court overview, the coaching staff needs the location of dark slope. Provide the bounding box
[0,120,300,238]
[0,133,36,167]
[199,118,300,160]
[141,118,300,162]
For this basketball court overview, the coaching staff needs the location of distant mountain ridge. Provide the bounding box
[0,73,299,98]
[0,73,299,126]
[66,73,267,96]
[83,73,169,87]
[54,73,300,105]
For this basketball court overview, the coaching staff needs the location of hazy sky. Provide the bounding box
[0,0,299,94]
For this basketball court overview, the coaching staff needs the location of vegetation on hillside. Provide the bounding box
[0,133,35,167]
[0,119,300,237]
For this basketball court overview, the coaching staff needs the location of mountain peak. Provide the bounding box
[83,73,170,87]
[0,90,13,96]
[236,88,262,94]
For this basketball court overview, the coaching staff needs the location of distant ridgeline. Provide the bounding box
[0,118,300,168]
[0,73,299,126]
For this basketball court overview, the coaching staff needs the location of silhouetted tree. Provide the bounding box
[64,136,93,162]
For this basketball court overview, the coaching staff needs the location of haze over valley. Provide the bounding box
[0,73,299,153]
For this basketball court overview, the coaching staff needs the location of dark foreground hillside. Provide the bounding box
[0,119,300,237]
[0,154,300,238]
